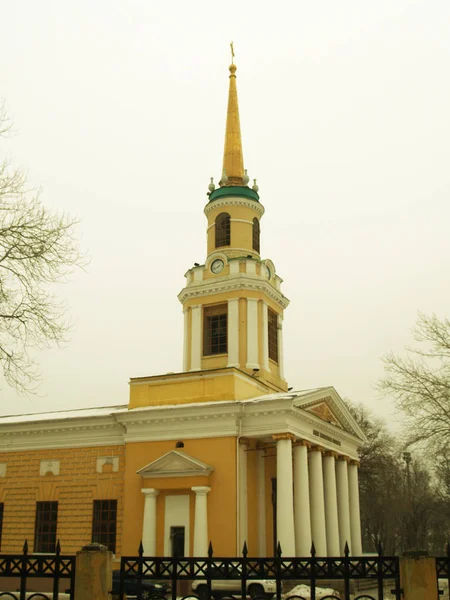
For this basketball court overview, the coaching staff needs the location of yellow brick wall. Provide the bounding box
[0,445,124,555]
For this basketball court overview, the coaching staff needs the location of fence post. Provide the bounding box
[399,552,439,600]
[74,542,112,600]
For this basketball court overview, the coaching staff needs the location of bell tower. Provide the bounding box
[178,57,289,393]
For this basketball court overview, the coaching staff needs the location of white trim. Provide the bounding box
[229,260,240,275]
[278,314,285,381]
[40,459,60,476]
[246,298,259,370]
[246,260,256,275]
[239,441,248,549]
[183,307,189,371]
[130,369,268,390]
[227,298,240,367]
[257,449,266,556]
[230,218,253,225]
[190,305,202,371]
[137,449,214,478]
[262,302,270,371]
[142,488,159,555]
[204,197,265,218]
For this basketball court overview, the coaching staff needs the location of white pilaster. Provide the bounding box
[323,452,340,556]
[262,302,270,371]
[257,448,266,557]
[336,457,352,554]
[348,462,363,555]
[239,439,249,550]
[227,298,240,367]
[246,298,260,369]
[274,435,296,556]
[277,314,285,380]
[141,488,159,555]
[308,448,327,556]
[190,305,202,371]
[183,308,189,371]
[192,486,211,556]
[293,442,312,556]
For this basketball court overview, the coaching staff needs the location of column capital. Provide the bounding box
[272,433,295,442]
[293,439,311,448]
[191,486,211,495]
[336,455,351,462]
[349,459,360,467]
[239,437,251,446]
[141,488,160,497]
[308,445,325,453]
[324,450,339,459]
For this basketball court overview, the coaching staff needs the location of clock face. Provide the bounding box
[264,265,271,279]
[211,259,224,274]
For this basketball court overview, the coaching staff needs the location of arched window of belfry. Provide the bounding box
[252,218,260,253]
[215,213,230,248]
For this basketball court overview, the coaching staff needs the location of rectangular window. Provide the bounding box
[203,304,228,356]
[92,499,117,553]
[268,309,279,363]
[34,501,58,553]
[0,503,3,551]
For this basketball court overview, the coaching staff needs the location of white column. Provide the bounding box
[261,302,270,371]
[227,298,240,367]
[239,438,249,550]
[348,461,363,555]
[183,308,189,371]
[323,452,340,556]
[257,447,266,557]
[308,447,327,556]
[246,298,260,369]
[293,442,312,556]
[274,434,296,556]
[190,305,202,371]
[336,457,352,554]
[141,488,159,555]
[192,486,211,556]
[277,314,285,380]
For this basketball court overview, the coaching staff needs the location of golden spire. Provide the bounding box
[221,43,245,186]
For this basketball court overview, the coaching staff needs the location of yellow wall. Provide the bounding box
[122,437,237,556]
[206,203,262,258]
[0,445,124,555]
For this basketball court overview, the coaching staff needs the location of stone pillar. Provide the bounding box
[273,434,295,556]
[192,486,211,556]
[246,298,259,369]
[74,543,112,600]
[348,460,363,555]
[183,307,189,371]
[277,314,285,380]
[308,446,327,556]
[323,452,340,556]
[141,488,159,555]
[261,302,270,371]
[293,441,312,556]
[227,298,240,367]
[257,446,267,556]
[400,555,439,600]
[239,438,249,550]
[336,457,352,554]
[190,305,202,371]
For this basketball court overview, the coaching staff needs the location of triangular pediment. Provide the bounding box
[293,388,366,441]
[137,450,214,479]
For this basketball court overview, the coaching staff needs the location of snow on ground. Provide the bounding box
[286,585,341,599]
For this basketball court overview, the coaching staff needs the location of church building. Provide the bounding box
[0,59,366,562]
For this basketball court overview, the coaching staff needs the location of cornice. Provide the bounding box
[178,275,290,309]
[204,197,265,218]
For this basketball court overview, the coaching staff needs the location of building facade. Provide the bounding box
[0,59,366,562]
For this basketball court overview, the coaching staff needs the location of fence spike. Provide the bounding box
[138,540,144,556]
[56,540,61,555]
[310,541,316,557]
[242,541,248,557]
[23,539,28,555]
[208,542,213,558]
[377,541,383,556]
[276,542,282,558]
[344,541,349,557]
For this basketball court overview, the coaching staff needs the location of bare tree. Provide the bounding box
[0,102,84,392]
[379,312,450,454]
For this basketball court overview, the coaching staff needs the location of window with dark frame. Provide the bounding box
[252,218,260,253]
[203,304,228,356]
[0,503,3,551]
[215,213,230,248]
[92,499,117,553]
[34,501,58,553]
[268,309,279,363]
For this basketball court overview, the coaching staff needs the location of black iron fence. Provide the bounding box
[119,542,401,600]
[437,543,450,599]
[0,541,75,600]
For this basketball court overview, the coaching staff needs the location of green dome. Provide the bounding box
[208,186,260,203]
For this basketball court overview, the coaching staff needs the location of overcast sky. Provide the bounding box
[1,0,449,424]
